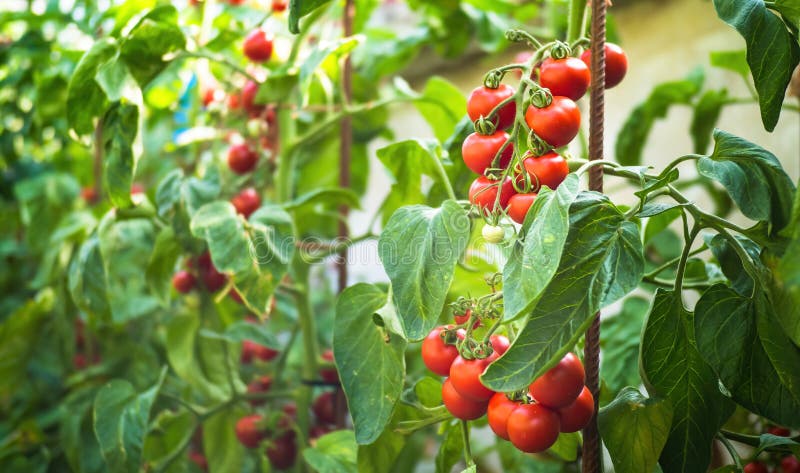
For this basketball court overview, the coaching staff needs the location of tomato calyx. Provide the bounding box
[548,40,572,60]
[482,69,505,89]
[473,116,498,136]
[526,86,551,112]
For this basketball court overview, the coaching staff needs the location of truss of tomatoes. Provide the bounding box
[423,319,594,453]
[463,43,627,226]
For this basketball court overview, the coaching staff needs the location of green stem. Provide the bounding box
[482,316,504,343]
[566,0,586,44]
[716,432,744,470]
[154,425,198,473]
[176,51,258,83]
[291,256,319,442]
[432,152,456,201]
[288,7,325,64]
[461,420,475,467]
[644,245,707,279]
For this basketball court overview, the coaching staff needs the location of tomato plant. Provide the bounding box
[1,0,800,472]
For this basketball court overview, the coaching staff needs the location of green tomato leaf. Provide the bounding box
[753,433,800,456]
[695,284,800,428]
[461,3,513,52]
[378,201,470,340]
[356,403,422,471]
[414,76,467,143]
[435,421,464,473]
[288,0,332,34]
[199,320,280,349]
[145,226,180,306]
[303,430,358,473]
[190,202,280,313]
[0,290,54,397]
[93,368,166,473]
[203,406,248,473]
[334,284,407,444]
[503,174,579,321]
[615,68,704,166]
[598,387,674,473]
[548,432,580,462]
[697,129,796,233]
[69,234,112,321]
[710,50,750,80]
[142,410,195,468]
[66,38,118,134]
[119,6,185,87]
[773,0,800,30]
[377,139,450,224]
[101,102,140,209]
[600,297,650,395]
[483,192,644,391]
[98,217,159,323]
[705,233,760,296]
[713,0,800,131]
[300,36,361,89]
[166,314,243,402]
[13,172,80,253]
[641,289,734,473]
[690,89,728,154]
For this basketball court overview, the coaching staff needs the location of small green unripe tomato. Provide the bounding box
[482,224,505,243]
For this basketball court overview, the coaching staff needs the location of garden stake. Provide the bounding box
[583,0,607,472]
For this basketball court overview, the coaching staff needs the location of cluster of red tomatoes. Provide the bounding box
[464,43,627,226]
[743,425,799,473]
[233,349,342,470]
[422,312,594,453]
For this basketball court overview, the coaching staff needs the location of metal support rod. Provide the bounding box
[582,0,606,472]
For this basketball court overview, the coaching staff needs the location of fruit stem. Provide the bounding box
[461,420,475,467]
[291,255,319,444]
[716,432,744,470]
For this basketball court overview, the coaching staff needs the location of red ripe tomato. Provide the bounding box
[310,424,333,440]
[506,193,537,225]
[243,29,273,63]
[469,176,516,214]
[227,92,241,110]
[490,335,510,356]
[228,0,245,4]
[241,340,259,364]
[256,344,279,361]
[506,403,560,453]
[247,375,273,406]
[487,393,520,440]
[539,57,591,101]
[235,415,265,448]
[461,131,513,175]
[422,326,460,376]
[201,265,227,292]
[557,386,594,432]
[202,89,217,107]
[320,349,339,383]
[520,151,569,192]
[580,43,628,89]
[272,0,288,12]
[187,450,208,471]
[467,84,516,130]
[530,353,585,408]
[172,270,196,293]
[442,378,489,420]
[743,462,769,473]
[312,391,337,425]
[81,186,98,205]
[266,434,297,469]
[781,456,800,473]
[241,80,264,115]
[454,309,471,325]
[524,96,581,149]
[227,143,259,174]
[449,353,498,402]
[768,426,791,437]
[231,187,261,218]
